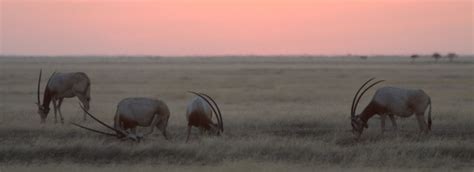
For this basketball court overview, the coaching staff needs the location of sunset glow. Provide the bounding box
[1,0,472,56]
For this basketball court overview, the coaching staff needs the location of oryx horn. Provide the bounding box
[188,91,223,132]
[199,92,223,132]
[75,104,128,137]
[36,69,42,105]
[352,78,385,117]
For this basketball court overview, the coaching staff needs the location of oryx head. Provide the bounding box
[71,105,141,142]
[35,69,56,123]
[188,91,224,136]
[350,78,384,138]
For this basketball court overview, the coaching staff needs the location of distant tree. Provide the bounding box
[410,54,419,62]
[447,52,457,62]
[360,56,368,60]
[432,53,442,62]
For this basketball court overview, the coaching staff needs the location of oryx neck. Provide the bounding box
[42,87,53,109]
[359,101,379,123]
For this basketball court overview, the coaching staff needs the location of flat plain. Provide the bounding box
[0,56,473,171]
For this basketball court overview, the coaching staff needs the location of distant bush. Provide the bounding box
[447,53,457,62]
[410,54,419,62]
[432,53,442,62]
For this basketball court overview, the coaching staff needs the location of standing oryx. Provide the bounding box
[72,97,170,141]
[350,78,432,138]
[185,91,223,143]
[36,69,91,124]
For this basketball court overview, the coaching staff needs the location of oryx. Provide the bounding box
[350,78,432,138]
[72,97,170,141]
[185,91,223,143]
[36,69,91,123]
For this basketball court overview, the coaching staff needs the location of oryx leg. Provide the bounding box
[56,98,64,124]
[115,119,129,138]
[380,114,386,134]
[52,98,58,124]
[118,120,128,135]
[388,114,398,131]
[144,114,160,136]
[186,125,192,143]
[161,127,169,140]
[129,127,142,141]
[76,94,89,121]
[130,127,137,136]
[158,116,170,140]
[149,115,170,140]
[415,113,428,134]
[199,128,206,135]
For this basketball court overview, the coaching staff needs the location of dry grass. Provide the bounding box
[0,56,473,171]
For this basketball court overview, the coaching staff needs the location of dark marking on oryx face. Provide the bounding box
[350,78,384,138]
[37,105,50,123]
[208,123,222,136]
[187,111,221,136]
[351,115,367,138]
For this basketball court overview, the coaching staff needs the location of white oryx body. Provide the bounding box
[72,97,170,141]
[351,79,432,138]
[36,70,91,123]
[114,97,170,139]
[186,97,213,123]
[185,92,223,142]
[373,87,431,118]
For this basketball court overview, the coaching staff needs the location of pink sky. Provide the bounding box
[1,0,472,56]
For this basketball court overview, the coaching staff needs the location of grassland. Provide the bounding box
[0,56,473,171]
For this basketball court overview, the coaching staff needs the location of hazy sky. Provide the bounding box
[1,0,472,56]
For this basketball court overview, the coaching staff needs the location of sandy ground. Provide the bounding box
[0,56,473,171]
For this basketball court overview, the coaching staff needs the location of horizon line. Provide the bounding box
[2,53,473,58]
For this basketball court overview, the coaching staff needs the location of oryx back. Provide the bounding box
[47,72,90,99]
[373,87,430,117]
[350,78,433,138]
[115,97,170,128]
[185,93,224,142]
[186,97,213,120]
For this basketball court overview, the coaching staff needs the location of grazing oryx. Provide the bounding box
[72,97,170,141]
[36,69,91,124]
[186,91,223,143]
[351,78,432,138]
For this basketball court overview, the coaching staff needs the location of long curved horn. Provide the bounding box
[37,69,42,105]
[71,122,118,137]
[199,92,223,132]
[353,80,385,116]
[188,91,221,131]
[79,104,128,137]
[37,70,57,105]
[351,78,375,117]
